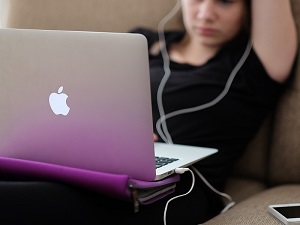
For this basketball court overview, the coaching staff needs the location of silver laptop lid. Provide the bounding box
[0,28,157,181]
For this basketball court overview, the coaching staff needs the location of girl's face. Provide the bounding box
[181,0,248,48]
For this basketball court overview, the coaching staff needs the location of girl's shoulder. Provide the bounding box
[130,27,185,47]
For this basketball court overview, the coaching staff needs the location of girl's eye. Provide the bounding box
[219,0,235,4]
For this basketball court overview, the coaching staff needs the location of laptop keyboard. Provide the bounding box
[155,156,179,169]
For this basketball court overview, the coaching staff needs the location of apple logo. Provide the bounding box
[49,86,70,116]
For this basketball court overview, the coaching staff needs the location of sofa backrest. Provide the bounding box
[1,0,299,185]
[0,0,182,32]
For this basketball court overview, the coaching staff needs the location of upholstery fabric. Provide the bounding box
[225,178,267,204]
[1,0,183,32]
[204,185,300,225]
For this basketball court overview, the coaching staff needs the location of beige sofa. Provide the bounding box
[1,0,300,224]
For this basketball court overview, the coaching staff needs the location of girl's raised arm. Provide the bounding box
[252,0,298,83]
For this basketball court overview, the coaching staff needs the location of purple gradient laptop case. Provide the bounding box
[0,156,180,205]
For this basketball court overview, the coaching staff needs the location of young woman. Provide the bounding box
[1,0,297,225]
[128,0,298,224]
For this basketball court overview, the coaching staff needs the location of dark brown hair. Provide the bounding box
[243,0,252,34]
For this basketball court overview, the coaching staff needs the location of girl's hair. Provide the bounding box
[243,0,252,34]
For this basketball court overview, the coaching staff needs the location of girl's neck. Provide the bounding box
[169,34,220,66]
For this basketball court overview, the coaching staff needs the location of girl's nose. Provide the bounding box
[196,1,217,21]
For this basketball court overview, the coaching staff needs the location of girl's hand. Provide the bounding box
[153,134,158,142]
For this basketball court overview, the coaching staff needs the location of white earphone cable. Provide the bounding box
[164,168,195,225]
[156,36,252,143]
[157,0,182,144]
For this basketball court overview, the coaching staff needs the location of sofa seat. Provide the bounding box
[204,185,300,225]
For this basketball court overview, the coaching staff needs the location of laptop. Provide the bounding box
[0,28,218,181]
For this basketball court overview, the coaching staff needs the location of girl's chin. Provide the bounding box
[196,38,224,49]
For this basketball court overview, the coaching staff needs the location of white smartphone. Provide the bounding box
[268,203,300,224]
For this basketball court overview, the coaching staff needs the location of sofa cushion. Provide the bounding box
[232,117,271,181]
[205,185,300,225]
[225,177,267,204]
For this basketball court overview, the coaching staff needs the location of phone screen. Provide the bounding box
[274,206,300,219]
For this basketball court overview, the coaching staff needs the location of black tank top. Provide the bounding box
[131,28,293,189]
